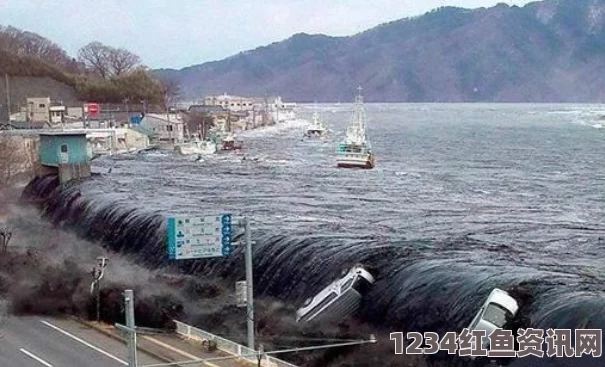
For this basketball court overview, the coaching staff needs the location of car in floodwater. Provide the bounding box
[467,288,519,351]
[295,266,375,323]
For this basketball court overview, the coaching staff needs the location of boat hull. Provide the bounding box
[175,142,217,156]
[305,134,329,140]
[219,141,243,151]
[336,153,375,169]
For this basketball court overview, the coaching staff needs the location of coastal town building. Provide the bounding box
[26,97,51,123]
[38,131,91,183]
[138,113,184,143]
[203,94,260,112]
[188,105,227,115]
[49,105,66,124]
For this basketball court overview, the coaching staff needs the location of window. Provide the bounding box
[341,278,354,292]
[302,297,313,307]
[352,277,373,295]
[167,125,173,131]
[483,303,511,328]
[39,104,45,108]
[301,292,338,321]
[60,144,68,153]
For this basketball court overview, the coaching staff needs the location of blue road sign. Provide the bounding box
[166,214,233,260]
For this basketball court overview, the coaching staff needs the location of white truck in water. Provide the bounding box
[296,266,375,323]
[467,288,519,352]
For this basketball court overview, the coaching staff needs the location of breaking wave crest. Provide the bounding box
[21,174,605,366]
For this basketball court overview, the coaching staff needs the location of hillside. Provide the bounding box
[0,75,80,106]
[154,0,605,102]
[0,25,167,121]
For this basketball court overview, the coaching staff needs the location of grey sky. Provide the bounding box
[0,0,535,69]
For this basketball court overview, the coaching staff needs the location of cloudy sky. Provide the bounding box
[0,0,535,69]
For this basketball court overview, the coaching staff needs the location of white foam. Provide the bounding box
[237,119,311,139]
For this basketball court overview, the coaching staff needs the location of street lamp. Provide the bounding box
[90,256,109,323]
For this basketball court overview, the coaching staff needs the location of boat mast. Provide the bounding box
[347,86,366,144]
[227,110,231,133]
[355,85,365,135]
[313,100,319,126]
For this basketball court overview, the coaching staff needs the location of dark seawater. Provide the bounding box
[23,103,605,366]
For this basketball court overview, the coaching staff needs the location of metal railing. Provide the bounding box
[173,320,299,367]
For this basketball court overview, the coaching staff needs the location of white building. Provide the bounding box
[49,106,66,124]
[203,93,298,123]
[139,113,184,143]
[85,128,150,156]
[26,97,51,123]
[204,94,259,112]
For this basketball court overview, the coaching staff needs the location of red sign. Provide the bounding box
[87,103,100,117]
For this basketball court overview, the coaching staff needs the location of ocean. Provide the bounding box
[24,103,605,366]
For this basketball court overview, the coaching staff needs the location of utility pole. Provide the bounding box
[243,217,255,350]
[167,109,172,143]
[251,107,256,130]
[5,74,11,122]
[90,257,109,323]
[115,289,138,367]
[124,289,138,367]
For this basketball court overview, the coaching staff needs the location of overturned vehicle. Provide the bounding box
[296,266,375,323]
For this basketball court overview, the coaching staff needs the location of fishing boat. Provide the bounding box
[175,117,217,156]
[335,86,375,169]
[215,112,243,151]
[218,131,243,151]
[174,138,217,156]
[304,110,330,139]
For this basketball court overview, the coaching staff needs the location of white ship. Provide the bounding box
[304,110,330,139]
[335,86,375,169]
[175,112,217,156]
[174,138,217,156]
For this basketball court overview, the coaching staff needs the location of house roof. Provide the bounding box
[39,131,88,137]
[188,105,226,113]
[142,113,184,123]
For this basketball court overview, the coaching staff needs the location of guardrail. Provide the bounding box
[173,320,299,367]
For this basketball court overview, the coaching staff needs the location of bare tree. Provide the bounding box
[78,41,111,78]
[78,42,142,79]
[0,25,72,68]
[107,48,141,77]
[0,228,11,253]
[158,77,181,109]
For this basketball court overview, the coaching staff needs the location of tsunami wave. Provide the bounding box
[20,174,605,366]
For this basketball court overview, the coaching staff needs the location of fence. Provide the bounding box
[173,320,299,367]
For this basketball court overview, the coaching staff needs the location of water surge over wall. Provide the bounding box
[21,174,605,366]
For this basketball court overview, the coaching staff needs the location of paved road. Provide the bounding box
[0,316,165,367]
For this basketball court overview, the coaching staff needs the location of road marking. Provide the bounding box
[142,335,220,367]
[19,348,53,367]
[41,320,128,366]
